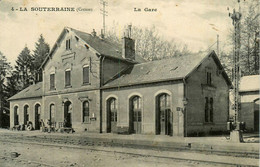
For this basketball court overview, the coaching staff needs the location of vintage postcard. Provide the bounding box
[0,0,259,166]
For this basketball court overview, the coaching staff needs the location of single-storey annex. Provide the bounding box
[9,27,232,136]
[239,75,259,132]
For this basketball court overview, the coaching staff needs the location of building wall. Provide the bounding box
[240,102,255,131]
[10,97,42,129]
[103,58,130,84]
[240,92,259,103]
[43,29,101,97]
[240,92,259,131]
[42,90,100,132]
[40,29,103,132]
[102,81,185,136]
[185,55,229,136]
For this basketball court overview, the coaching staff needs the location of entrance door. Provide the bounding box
[35,104,41,130]
[50,104,55,124]
[130,96,142,134]
[24,105,29,125]
[254,110,259,131]
[157,94,172,135]
[254,100,259,132]
[160,109,172,135]
[133,110,142,134]
[64,101,72,128]
[14,106,19,125]
[107,98,117,133]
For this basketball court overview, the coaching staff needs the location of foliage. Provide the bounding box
[106,24,191,61]
[222,0,260,78]
[32,34,50,81]
[13,46,33,91]
[0,52,12,117]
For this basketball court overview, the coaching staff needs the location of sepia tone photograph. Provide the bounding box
[0,0,259,166]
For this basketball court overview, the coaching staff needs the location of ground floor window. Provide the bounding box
[83,101,89,123]
[205,97,213,122]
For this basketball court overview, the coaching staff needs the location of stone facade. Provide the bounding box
[9,27,231,137]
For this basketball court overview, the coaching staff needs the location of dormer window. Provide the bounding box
[66,39,71,50]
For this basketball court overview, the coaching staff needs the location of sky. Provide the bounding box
[0,0,240,66]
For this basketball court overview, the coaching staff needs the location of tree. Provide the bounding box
[0,52,12,127]
[107,24,191,61]
[221,0,259,78]
[14,46,33,91]
[239,0,259,75]
[32,34,50,81]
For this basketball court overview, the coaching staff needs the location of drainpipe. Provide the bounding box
[183,78,188,137]
[99,56,105,133]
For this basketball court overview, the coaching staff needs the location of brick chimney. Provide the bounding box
[122,26,135,60]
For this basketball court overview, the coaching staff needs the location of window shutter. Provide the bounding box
[83,66,90,84]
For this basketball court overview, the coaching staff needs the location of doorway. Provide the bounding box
[35,104,41,130]
[130,96,142,134]
[156,93,172,136]
[107,98,117,133]
[64,101,72,128]
[254,99,259,132]
[14,106,19,125]
[24,105,29,125]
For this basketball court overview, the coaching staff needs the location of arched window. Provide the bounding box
[83,101,89,123]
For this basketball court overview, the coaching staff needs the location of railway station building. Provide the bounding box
[8,27,232,137]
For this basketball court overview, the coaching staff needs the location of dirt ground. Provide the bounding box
[0,130,258,167]
[0,140,235,167]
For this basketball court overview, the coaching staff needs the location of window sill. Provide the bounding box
[49,88,56,91]
[201,84,216,90]
[65,85,72,89]
[203,122,214,125]
[82,83,91,86]
[82,122,91,124]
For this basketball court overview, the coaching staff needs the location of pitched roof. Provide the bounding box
[8,82,42,101]
[103,51,232,88]
[240,75,259,92]
[70,28,146,63]
[40,27,146,69]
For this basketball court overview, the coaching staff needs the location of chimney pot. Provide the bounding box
[91,29,97,37]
